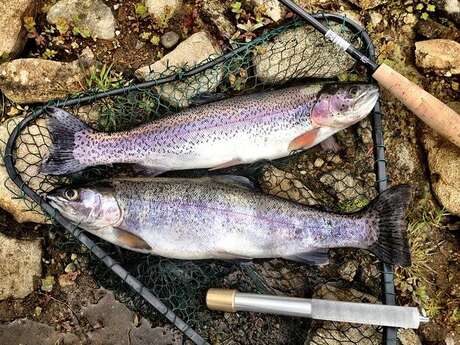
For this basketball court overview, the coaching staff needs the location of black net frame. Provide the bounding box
[2,13,395,345]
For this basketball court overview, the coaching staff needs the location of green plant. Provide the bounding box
[135,2,149,19]
[73,26,92,38]
[395,204,447,318]
[86,64,124,91]
[55,17,69,35]
[23,16,36,33]
[42,48,57,60]
[231,2,243,19]
[150,35,160,45]
[237,20,264,33]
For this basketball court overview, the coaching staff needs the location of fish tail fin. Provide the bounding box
[41,107,93,175]
[365,185,412,266]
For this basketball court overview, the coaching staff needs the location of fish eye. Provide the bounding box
[64,189,79,201]
[349,86,361,97]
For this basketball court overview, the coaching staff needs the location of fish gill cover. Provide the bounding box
[1,16,388,345]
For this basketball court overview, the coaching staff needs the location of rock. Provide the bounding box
[253,24,357,84]
[0,58,86,104]
[0,319,80,345]
[260,165,320,206]
[415,18,460,42]
[146,0,182,24]
[435,0,460,25]
[161,31,180,49]
[415,39,460,76]
[47,0,115,40]
[369,11,383,26]
[338,260,358,281]
[73,103,103,127]
[82,289,182,345]
[347,0,387,9]
[0,116,55,223]
[0,232,42,300]
[305,283,382,345]
[422,122,460,216]
[135,31,223,108]
[0,0,36,59]
[200,0,237,39]
[398,329,422,345]
[314,158,324,168]
[393,141,418,176]
[251,0,287,22]
[319,169,365,202]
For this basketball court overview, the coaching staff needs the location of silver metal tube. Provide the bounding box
[235,293,312,318]
[206,289,428,329]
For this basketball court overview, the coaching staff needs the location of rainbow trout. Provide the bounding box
[41,83,379,175]
[48,177,411,266]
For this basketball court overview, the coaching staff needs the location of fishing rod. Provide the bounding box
[278,0,460,148]
[207,289,429,329]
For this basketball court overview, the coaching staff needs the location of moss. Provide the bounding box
[395,197,447,318]
[337,197,369,213]
[0,52,10,63]
[72,26,92,39]
[135,3,149,19]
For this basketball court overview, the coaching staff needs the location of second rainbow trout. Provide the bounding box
[47,177,411,266]
[41,83,379,175]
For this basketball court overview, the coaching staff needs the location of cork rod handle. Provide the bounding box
[372,63,460,148]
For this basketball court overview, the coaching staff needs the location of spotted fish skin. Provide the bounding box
[113,178,373,260]
[48,178,412,266]
[41,83,379,175]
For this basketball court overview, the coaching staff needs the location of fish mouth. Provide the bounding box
[47,195,73,218]
[355,87,379,115]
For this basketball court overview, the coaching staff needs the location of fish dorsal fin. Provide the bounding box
[112,228,152,251]
[209,175,256,190]
[284,249,329,265]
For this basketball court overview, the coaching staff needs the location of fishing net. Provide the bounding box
[1,14,393,345]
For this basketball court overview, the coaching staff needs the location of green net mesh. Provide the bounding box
[1,17,386,345]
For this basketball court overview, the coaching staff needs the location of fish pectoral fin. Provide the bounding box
[209,159,243,171]
[210,175,256,190]
[284,249,329,265]
[112,228,152,251]
[288,128,320,151]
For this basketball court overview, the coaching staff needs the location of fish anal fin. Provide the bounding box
[209,159,243,171]
[284,249,329,265]
[113,228,152,251]
[288,128,320,151]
